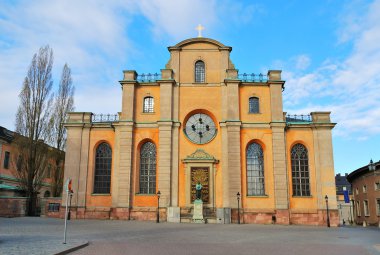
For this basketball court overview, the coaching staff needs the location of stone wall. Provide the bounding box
[0,197,27,217]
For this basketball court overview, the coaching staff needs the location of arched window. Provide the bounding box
[195,60,205,83]
[249,97,259,113]
[291,144,310,196]
[44,190,51,198]
[246,142,265,196]
[94,142,112,194]
[143,96,154,113]
[139,142,156,194]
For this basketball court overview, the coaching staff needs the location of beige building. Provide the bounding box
[348,160,380,226]
[63,37,339,225]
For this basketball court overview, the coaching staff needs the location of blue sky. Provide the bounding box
[0,0,379,174]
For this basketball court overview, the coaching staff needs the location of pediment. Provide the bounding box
[183,149,218,163]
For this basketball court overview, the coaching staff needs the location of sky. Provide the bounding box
[0,0,379,174]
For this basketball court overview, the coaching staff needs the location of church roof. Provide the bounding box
[168,37,232,52]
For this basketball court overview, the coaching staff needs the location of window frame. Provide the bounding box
[3,151,10,169]
[139,141,157,194]
[291,143,311,197]
[363,200,369,216]
[356,200,361,217]
[194,60,205,83]
[93,142,112,194]
[248,97,260,114]
[143,96,154,113]
[246,142,265,196]
[376,199,380,216]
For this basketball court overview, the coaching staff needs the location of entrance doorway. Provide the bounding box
[190,167,209,203]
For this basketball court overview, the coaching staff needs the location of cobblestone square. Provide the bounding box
[1,217,379,255]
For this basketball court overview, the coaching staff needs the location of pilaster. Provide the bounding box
[311,112,337,210]
[63,112,92,208]
[115,123,134,207]
[157,72,175,207]
[119,70,137,121]
[268,70,285,122]
[271,123,289,210]
[158,121,173,207]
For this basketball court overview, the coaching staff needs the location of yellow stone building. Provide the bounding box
[63,37,339,225]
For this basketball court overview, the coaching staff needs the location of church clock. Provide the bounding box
[184,113,217,144]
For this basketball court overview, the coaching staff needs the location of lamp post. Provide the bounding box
[325,195,330,228]
[156,190,161,223]
[351,199,355,225]
[237,192,241,224]
[369,159,376,171]
[339,204,342,225]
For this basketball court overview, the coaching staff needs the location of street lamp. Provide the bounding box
[156,190,161,223]
[369,159,376,171]
[237,192,241,224]
[325,195,330,228]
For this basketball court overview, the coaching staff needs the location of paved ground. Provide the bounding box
[1,217,379,255]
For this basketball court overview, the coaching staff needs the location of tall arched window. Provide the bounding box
[247,142,265,196]
[249,97,259,113]
[94,142,112,194]
[291,144,310,196]
[143,96,154,113]
[139,142,156,194]
[195,60,205,83]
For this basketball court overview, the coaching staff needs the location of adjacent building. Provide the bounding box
[0,126,63,216]
[63,37,338,225]
[335,173,353,224]
[347,160,380,226]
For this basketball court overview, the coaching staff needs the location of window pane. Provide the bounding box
[249,97,259,113]
[195,61,205,83]
[291,144,310,196]
[143,97,154,113]
[94,143,112,194]
[4,151,10,169]
[139,142,156,194]
[246,143,265,196]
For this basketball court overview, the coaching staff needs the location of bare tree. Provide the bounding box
[50,63,75,197]
[15,45,54,216]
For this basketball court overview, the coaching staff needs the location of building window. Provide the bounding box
[363,185,367,193]
[291,144,310,196]
[44,190,51,197]
[48,203,60,212]
[375,182,380,191]
[376,199,380,216]
[139,142,156,194]
[46,164,52,178]
[364,200,369,216]
[143,96,154,113]
[3,151,10,169]
[93,143,112,194]
[246,142,265,196]
[249,97,260,113]
[356,201,361,217]
[356,187,359,195]
[195,60,205,83]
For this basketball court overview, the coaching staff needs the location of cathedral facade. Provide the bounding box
[63,37,338,226]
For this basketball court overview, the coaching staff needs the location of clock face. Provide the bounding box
[184,113,217,144]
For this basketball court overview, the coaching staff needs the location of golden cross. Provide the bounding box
[196,24,205,37]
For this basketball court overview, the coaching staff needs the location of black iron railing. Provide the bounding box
[137,73,161,83]
[92,114,119,123]
[238,73,268,82]
[285,114,312,123]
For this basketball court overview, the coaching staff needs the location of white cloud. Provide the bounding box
[0,0,137,130]
[135,0,218,41]
[283,0,380,138]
